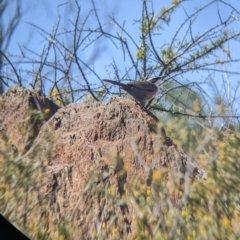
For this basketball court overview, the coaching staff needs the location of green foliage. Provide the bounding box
[136,44,148,60]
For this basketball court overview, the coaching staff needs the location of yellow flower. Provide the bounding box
[44,108,50,114]
[161,7,169,15]
[146,188,151,195]
[51,88,59,97]
[172,0,180,6]
[193,100,201,112]
[123,163,130,171]
[102,222,106,228]
[219,141,227,148]
[221,216,229,226]
[55,99,63,106]
[112,227,117,234]
[181,209,188,217]
[203,215,212,223]
[136,49,145,60]
[87,94,93,100]
[152,170,161,180]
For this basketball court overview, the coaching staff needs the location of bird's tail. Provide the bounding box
[102,79,126,88]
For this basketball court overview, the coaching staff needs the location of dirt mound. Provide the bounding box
[0,87,203,239]
[0,86,58,153]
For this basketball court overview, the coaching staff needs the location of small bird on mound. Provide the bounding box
[102,76,164,106]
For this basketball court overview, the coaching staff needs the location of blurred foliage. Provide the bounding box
[0,109,55,239]
[80,123,240,239]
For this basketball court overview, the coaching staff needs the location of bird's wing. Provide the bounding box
[128,82,158,92]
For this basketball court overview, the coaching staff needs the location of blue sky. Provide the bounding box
[5,1,239,72]
[2,0,240,113]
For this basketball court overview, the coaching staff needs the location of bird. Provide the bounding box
[102,76,164,106]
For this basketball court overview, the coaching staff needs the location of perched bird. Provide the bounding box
[102,76,164,105]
